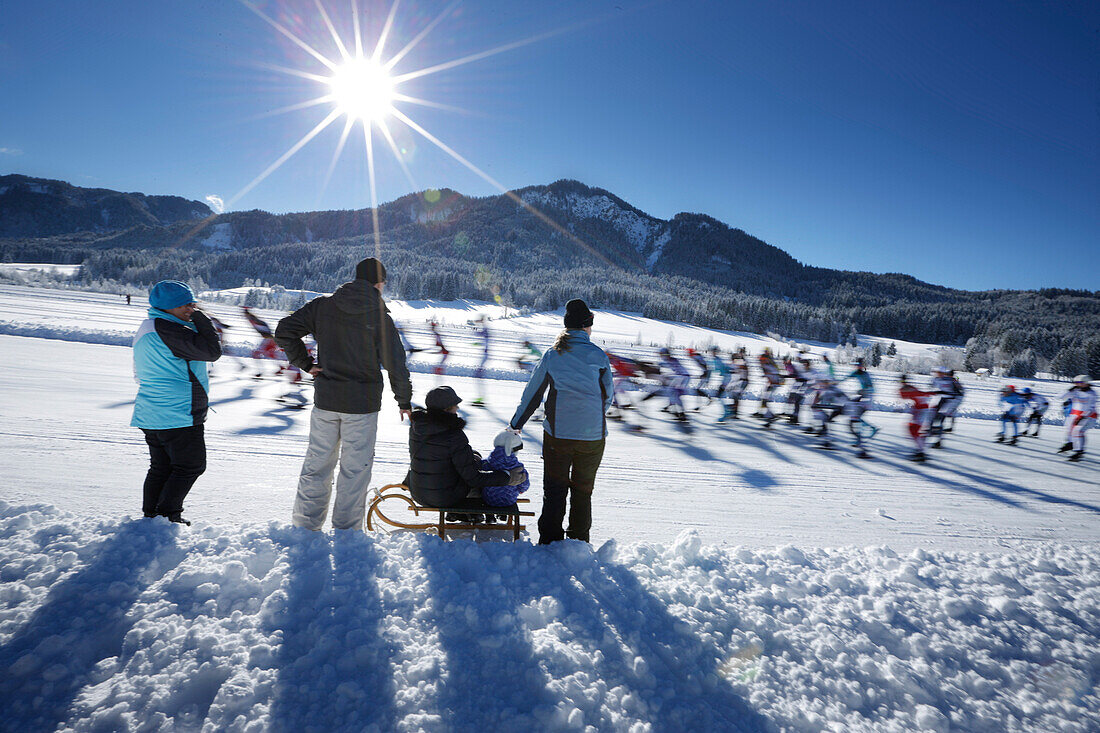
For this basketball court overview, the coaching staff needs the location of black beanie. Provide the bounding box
[355,257,387,283]
[563,298,594,329]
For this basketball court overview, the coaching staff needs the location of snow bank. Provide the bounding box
[2,504,1096,732]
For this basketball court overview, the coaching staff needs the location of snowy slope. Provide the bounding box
[1,285,1098,731]
[1,506,1096,732]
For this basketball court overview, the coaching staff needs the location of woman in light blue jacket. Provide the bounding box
[510,299,613,544]
[132,281,221,523]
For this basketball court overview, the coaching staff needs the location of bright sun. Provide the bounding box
[328,57,395,123]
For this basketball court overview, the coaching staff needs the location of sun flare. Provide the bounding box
[233,0,602,264]
[328,57,395,123]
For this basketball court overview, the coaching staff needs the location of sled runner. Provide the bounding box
[366,483,534,541]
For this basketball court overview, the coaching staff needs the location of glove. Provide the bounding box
[507,467,527,486]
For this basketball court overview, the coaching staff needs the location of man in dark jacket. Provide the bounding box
[406,386,526,510]
[275,257,413,530]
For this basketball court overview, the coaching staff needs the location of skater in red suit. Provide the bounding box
[899,374,934,462]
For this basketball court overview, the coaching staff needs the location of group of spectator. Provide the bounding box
[129,258,613,543]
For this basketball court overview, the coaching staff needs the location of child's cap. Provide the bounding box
[425,385,462,410]
[493,429,523,454]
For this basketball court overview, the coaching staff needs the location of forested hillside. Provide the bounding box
[1,176,1097,377]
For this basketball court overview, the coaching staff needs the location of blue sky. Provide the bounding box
[1,0,1097,291]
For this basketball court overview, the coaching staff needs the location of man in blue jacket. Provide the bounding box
[510,299,613,544]
[131,280,222,524]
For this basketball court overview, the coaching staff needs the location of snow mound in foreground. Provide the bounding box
[0,504,1097,732]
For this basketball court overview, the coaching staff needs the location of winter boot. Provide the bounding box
[1007,436,1018,446]
[994,435,1005,443]
[857,449,871,459]
[1068,451,1084,462]
[909,451,927,463]
[1058,442,1073,453]
[931,440,943,449]
[168,514,191,526]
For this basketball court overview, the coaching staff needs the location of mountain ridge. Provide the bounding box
[0,174,212,238]
[0,173,1022,301]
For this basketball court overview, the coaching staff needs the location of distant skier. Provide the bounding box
[396,324,427,358]
[656,347,692,426]
[516,339,542,372]
[1058,375,1096,462]
[808,378,848,449]
[708,347,734,422]
[607,353,641,416]
[471,315,490,406]
[755,348,782,424]
[430,320,449,376]
[685,348,713,410]
[899,374,934,462]
[1020,387,1048,437]
[243,306,286,379]
[725,348,750,421]
[783,356,808,425]
[929,367,964,448]
[995,385,1028,445]
[842,358,877,458]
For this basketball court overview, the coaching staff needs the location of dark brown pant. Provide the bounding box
[539,433,605,544]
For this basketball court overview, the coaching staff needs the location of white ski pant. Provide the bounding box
[293,408,379,531]
[1066,414,1094,452]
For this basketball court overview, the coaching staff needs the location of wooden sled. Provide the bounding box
[366,483,534,541]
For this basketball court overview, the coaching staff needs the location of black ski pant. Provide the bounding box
[141,425,206,518]
[1025,411,1045,435]
[538,433,605,544]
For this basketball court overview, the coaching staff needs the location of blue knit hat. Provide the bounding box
[149,280,197,310]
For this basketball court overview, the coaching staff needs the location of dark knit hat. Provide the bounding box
[563,298,594,329]
[425,385,462,410]
[355,257,387,283]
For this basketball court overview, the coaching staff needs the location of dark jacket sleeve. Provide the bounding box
[450,436,510,489]
[156,311,222,362]
[274,301,318,372]
[379,310,413,410]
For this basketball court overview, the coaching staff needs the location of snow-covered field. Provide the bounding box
[1,284,1097,731]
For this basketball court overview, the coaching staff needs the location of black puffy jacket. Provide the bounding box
[405,409,510,507]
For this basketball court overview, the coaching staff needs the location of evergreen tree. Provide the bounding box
[1006,349,1037,379]
[1084,336,1100,380]
[1049,347,1087,379]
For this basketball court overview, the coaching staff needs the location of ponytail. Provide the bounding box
[552,329,573,354]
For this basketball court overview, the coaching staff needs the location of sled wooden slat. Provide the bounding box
[366,484,533,541]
